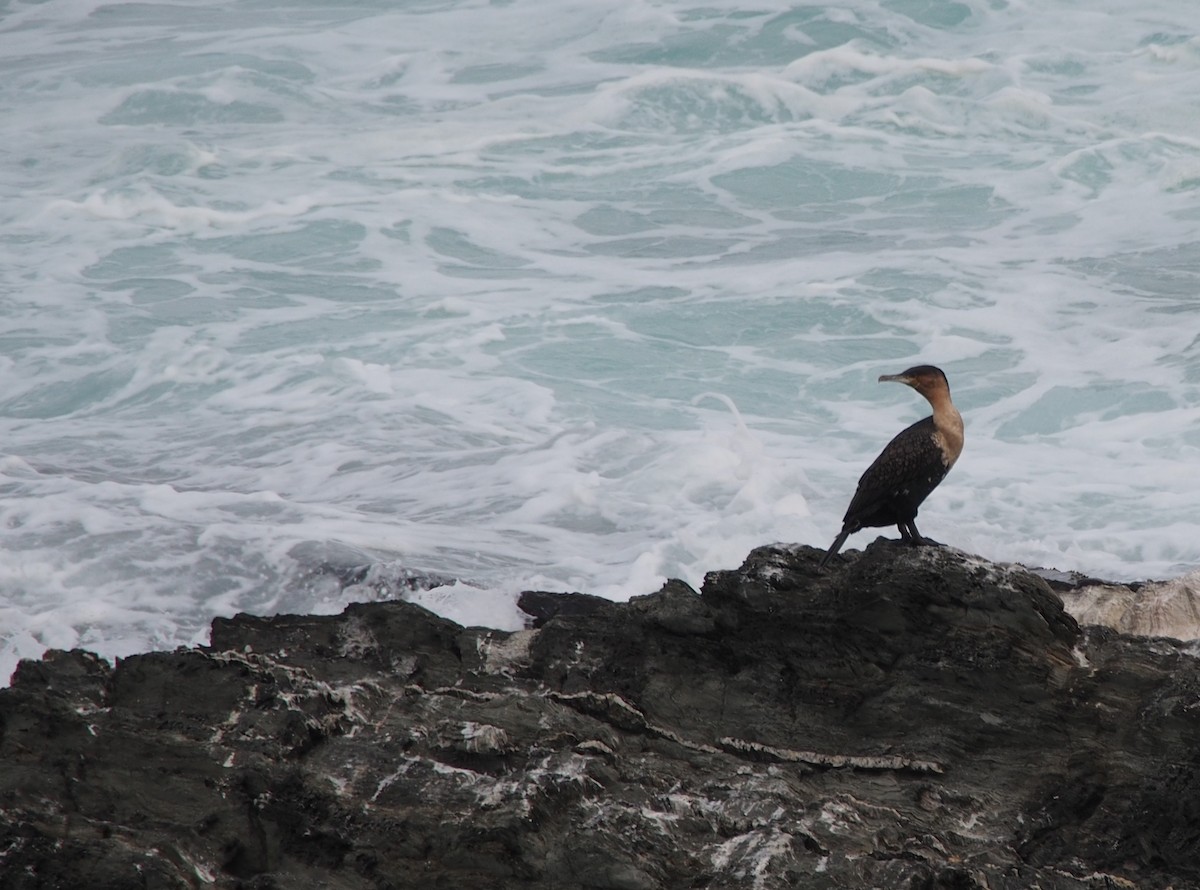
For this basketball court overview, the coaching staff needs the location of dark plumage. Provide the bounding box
[820,365,963,568]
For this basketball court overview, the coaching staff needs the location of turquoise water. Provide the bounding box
[2,0,1200,680]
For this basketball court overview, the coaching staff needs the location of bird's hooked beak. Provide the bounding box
[878,372,913,386]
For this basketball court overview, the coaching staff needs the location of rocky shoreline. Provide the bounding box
[2,541,1198,889]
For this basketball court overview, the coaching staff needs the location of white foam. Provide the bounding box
[3,0,1200,684]
[45,191,317,232]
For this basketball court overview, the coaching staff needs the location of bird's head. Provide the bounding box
[878,365,950,399]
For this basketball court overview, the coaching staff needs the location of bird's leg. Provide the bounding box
[903,520,941,547]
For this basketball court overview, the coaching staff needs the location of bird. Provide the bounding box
[819,365,964,568]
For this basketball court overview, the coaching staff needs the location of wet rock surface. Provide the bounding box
[2,540,1199,889]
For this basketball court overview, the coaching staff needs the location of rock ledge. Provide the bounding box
[2,541,1198,889]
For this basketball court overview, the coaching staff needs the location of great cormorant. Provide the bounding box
[820,365,964,568]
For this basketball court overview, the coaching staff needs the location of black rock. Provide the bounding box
[2,540,1197,889]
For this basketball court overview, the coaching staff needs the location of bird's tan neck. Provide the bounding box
[926,390,964,467]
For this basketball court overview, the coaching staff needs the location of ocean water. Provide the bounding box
[3,0,1200,682]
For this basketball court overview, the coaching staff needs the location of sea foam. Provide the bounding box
[2,0,1200,683]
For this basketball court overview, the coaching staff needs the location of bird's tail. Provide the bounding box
[818,528,851,569]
